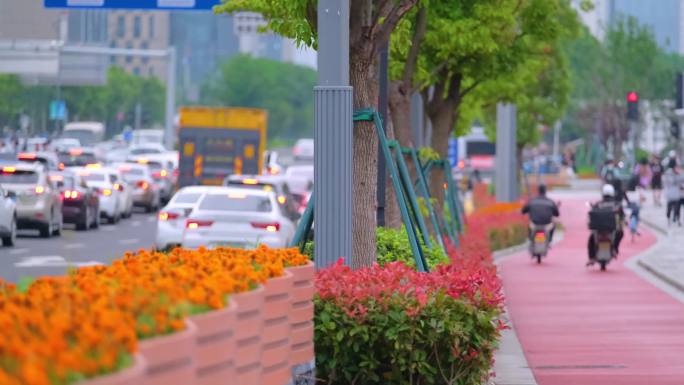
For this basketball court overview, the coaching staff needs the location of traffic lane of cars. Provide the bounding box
[0,210,157,283]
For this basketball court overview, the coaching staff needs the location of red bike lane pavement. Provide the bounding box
[499,198,684,385]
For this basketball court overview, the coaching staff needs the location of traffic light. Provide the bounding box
[672,120,680,139]
[626,91,639,121]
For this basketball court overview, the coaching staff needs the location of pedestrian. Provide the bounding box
[628,199,642,242]
[663,159,681,226]
[633,157,651,201]
[650,155,663,206]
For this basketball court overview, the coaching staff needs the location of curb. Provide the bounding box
[633,219,684,294]
[636,259,684,293]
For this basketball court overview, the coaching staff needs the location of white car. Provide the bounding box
[182,187,296,249]
[293,138,314,161]
[128,157,174,203]
[156,186,209,250]
[110,169,134,218]
[0,184,17,246]
[74,167,124,223]
[129,143,167,156]
[285,164,314,195]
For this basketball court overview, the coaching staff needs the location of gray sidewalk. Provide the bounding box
[634,199,684,292]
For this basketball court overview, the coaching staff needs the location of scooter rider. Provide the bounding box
[587,184,625,265]
[521,184,560,243]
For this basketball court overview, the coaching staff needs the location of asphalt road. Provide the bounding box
[0,209,156,283]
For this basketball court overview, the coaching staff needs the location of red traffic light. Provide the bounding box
[627,92,639,103]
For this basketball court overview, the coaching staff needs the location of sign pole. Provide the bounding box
[496,103,518,202]
[314,0,353,269]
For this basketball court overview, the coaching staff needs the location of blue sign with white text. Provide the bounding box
[44,0,222,10]
[447,137,458,168]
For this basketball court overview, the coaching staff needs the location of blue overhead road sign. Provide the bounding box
[44,0,222,10]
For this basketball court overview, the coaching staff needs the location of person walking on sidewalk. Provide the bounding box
[633,157,651,202]
[663,159,681,226]
[650,155,663,206]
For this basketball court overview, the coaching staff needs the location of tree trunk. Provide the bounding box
[385,80,414,229]
[349,52,379,269]
[382,115,402,230]
[428,104,455,217]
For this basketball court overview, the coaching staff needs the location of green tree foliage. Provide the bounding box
[563,17,684,156]
[63,67,165,132]
[0,75,25,128]
[201,55,316,140]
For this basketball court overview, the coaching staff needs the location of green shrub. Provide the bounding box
[314,262,502,385]
[376,227,448,269]
[303,227,449,269]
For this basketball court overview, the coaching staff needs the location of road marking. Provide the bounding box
[118,238,140,245]
[101,226,118,231]
[147,216,156,222]
[131,221,141,227]
[15,256,103,268]
[64,243,85,249]
[8,248,29,255]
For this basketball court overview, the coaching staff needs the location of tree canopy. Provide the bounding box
[562,16,684,155]
[201,55,316,141]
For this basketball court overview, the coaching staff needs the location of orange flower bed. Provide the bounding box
[0,246,309,385]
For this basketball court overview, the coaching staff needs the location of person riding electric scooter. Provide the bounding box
[521,184,560,263]
[587,184,625,270]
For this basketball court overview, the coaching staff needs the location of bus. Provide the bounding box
[453,126,496,181]
[61,122,105,146]
[177,107,267,187]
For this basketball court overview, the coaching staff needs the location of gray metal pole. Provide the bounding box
[495,103,518,202]
[314,0,353,269]
[134,102,142,131]
[165,46,177,150]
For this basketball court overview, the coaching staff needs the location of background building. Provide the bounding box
[108,10,170,79]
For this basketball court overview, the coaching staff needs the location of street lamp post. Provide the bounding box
[314,0,353,269]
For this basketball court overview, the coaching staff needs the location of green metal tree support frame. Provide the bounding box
[291,108,465,271]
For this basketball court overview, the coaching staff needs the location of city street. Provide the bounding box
[498,195,684,385]
[0,210,156,283]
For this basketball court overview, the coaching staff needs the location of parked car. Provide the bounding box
[115,163,160,212]
[224,175,301,222]
[49,171,100,230]
[0,163,62,237]
[74,167,124,224]
[156,186,209,250]
[182,186,296,249]
[17,152,61,171]
[0,183,17,246]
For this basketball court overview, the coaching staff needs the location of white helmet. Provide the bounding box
[602,184,615,197]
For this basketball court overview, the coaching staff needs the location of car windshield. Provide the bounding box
[120,168,145,182]
[61,176,77,189]
[0,170,38,184]
[287,168,312,177]
[198,193,272,212]
[173,192,203,204]
[61,130,97,146]
[227,180,277,192]
[58,152,97,167]
[130,148,160,155]
[83,173,106,182]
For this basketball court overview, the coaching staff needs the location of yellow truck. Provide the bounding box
[178,107,268,187]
